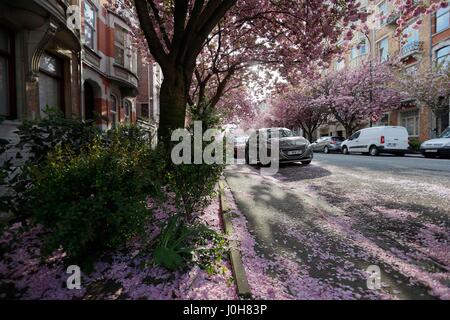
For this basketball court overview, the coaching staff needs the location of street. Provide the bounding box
[225,153,450,299]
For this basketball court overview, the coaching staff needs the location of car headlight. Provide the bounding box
[444,142,450,148]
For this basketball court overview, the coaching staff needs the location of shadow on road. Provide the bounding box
[242,163,333,183]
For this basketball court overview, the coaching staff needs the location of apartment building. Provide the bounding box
[0,0,146,150]
[0,0,82,144]
[81,0,138,130]
[136,56,163,143]
[318,0,450,142]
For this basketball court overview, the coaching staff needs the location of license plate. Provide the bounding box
[387,143,397,147]
[288,150,303,155]
[426,149,438,153]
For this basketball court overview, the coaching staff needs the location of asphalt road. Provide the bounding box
[225,153,450,300]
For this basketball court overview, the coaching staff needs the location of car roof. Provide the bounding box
[360,126,405,131]
[258,128,290,131]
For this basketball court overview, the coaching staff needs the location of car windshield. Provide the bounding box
[440,127,450,139]
[268,129,294,138]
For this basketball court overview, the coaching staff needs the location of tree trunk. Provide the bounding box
[345,125,354,138]
[158,68,189,144]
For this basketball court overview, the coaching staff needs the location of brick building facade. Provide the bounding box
[135,56,163,143]
[317,0,450,143]
[0,0,146,150]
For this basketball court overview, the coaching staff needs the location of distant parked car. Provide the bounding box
[311,136,345,153]
[341,126,410,156]
[420,126,450,158]
[245,128,314,165]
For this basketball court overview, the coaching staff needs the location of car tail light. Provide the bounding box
[381,136,385,144]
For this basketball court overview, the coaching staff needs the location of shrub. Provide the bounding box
[153,214,226,271]
[163,112,226,219]
[165,161,224,220]
[0,110,100,218]
[408,137,422,152]
[18,129,160,265]
[12,108,99,164]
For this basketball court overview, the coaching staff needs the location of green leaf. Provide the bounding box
[153,246,184,271]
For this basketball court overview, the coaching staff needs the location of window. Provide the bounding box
[114,27,126,66]
[335,59,345,71]
[436,46,450,69]
[350,131,361,140]
[110,95,118,128]
[141,103,149,118]
[0,28,11,117]
[378,1,389,26]
[84,1,96,49]
[377,113,390,126]
[124,100,131,123]
[406,64,418,75]
[400,109,420,136]
[436,5,450,33]
[39,53,63,117]
[402,25,419,47]
[351,39,367,59]
[377,37,389,62]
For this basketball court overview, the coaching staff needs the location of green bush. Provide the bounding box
[0,110,100,217]
[13,109,99,164]
[408,137,423,152]
[165,161,224,220]
[19,129,160,265]
[153,214,227,272]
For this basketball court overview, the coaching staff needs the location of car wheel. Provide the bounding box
[369,145,379,156]
[301,160,312,165]
[397,153,406,157]
[424,154,437,159]
[324,146,329,154]
[342,146,349,155]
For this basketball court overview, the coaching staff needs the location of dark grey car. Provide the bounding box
[245,128,314,165]
[311,136,345,153]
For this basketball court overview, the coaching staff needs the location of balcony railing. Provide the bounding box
[386,13,399,26]
[400,41,423,59]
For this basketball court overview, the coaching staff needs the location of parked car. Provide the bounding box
[311,136,345,153]
[341,126,409,156]
[420,126,450,158]
[245,128,314,165]
[233,135,249,158]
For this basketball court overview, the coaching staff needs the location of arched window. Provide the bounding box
[124,100,131,123]
[110,95,118,128]
[39,53,63,118]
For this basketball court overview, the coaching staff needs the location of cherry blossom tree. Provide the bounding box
[311,60,404,136]
[268,87,329,141]
[106,0,367,142]
[395,66,450,129]
[104,0,446,142]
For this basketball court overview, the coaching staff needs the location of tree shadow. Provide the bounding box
[227,180,434,299]
[238,163,332,183]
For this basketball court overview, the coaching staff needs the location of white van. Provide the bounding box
[341,126,410,156]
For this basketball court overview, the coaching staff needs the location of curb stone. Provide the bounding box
[218,180,252,299]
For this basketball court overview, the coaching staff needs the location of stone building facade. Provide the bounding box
[0,0,82,147]
[0,0,143,151]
